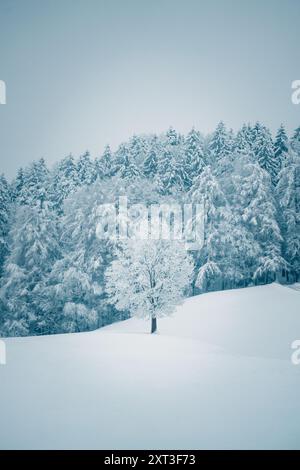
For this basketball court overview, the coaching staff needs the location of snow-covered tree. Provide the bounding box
[15,158,49,206]
[0,174,11,276]
[209,121,231,162]
[232,156,286,283]
[276,152,300,281]
[166,126,180,146]
[106,240,194,333]
[234,123,254,156]
[158,131,188,193]
[143,136,159,178]
[77,151,96,186]
[128,134,148,166]
[0,203,60,335]
[274,125,289,171]
[49,154,79,213]
[291,126,300,156]
[114,143,141,180]
[252,122,278,184]
[96,145,113,179]
[12,167,25,202]
[184,128,206,186]
[39,179,125,333]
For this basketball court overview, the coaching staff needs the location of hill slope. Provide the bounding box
[0,283,300,449]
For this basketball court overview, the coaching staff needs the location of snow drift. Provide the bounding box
[0,283,300,449]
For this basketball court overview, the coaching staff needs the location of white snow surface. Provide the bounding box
[1,283,300,449]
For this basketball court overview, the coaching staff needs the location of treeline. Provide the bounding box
[0,121,299,337]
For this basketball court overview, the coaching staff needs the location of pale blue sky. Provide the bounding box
[0,0,300,177]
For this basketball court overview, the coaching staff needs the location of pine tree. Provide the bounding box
[40,180,118,333]
[184,128,206,186]
[276,152,300,281]
[120,151,141,180]
[188,166,227,291]
[0,203,60,335]
[96,145,113,179]
[291,126,300,156]
[49,154,79,213]
[143,136,158,178]
[157,129,189,193]
[234,123,254,156]
[166,126,179,146]
[252,122,278,184]
[77,151,97,186]
[128,134,148,166]
[232,155,286,283]
[209,121,231,161]
[0,174,11,276]
[12,167,25,202]
[16,158,49,206]
[274,124,289,171]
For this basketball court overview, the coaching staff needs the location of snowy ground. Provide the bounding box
[0,283,300,449]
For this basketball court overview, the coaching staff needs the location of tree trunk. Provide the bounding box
[151,316,157,334]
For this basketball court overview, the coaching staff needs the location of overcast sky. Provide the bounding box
[0,0,300,178]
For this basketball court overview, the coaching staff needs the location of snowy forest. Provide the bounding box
[0,121,300,337]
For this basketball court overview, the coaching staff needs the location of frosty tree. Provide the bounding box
[274,125,289,170]
[77,151,97,186]
[105,240,194,333]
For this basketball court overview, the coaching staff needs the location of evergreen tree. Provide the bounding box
[232,156,286,283]
[120,150,141,180]
[49,155,79,213]
[166,126,179,146]
[234,123,254,156]
[16,158,49,206]
[143,136,158,178]
[77,151,97,186]
[0,203,60,335]
[128,134,148,166]
[291,126,300,156]
[96,145,113,179]
[209,121,231,161]
[41,181,119,333]
[0,174,11,276]
[184,128,206,186]
[12,167,25,202]
[274,124,289,170]
[276,152,300,281]
[252,122,278,184]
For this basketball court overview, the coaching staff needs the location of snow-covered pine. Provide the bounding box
[0,202,60,336]
[143,136,159,178]
[0,174,11,277]
[252,122,278,184]
[274,124,289,171]
[290,125,300,156]
[276,151,300,282]
[49,154,79,214]
[96,144,113,179]
[184,128,206,187]
[208,121,231,162]
[14,158,49,207]
[77,151,97,186]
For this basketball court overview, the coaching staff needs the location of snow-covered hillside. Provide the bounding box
[0,283,300,449]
